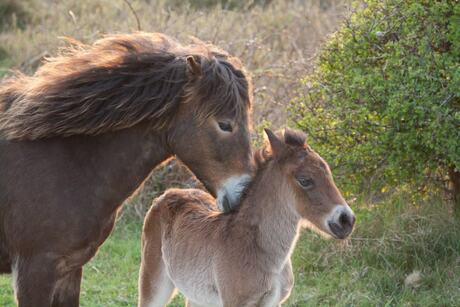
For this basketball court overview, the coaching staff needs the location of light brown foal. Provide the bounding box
[139,128,356,307]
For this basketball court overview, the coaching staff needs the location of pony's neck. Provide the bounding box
[71,124,171,209]
[236,164,301,270]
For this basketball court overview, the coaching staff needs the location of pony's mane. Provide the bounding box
[0,32,251,140]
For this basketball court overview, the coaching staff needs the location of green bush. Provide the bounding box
[290,0,460,206]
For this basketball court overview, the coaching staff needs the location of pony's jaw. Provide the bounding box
[216,174,252,211]
[324,204,355,239]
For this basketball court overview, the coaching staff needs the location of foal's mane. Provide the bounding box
[0,32,251,140]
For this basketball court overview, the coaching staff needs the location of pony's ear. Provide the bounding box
[186,55,202,76]
[264,128,285,157]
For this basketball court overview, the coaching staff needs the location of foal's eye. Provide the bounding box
[218,121,233,133]
[298,177,314,189]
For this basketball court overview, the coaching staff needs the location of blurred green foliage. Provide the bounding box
[290,0,460,199]
[0,47,12,79]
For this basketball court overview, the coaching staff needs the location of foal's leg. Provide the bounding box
[279,259,294,304]
[51,267,83,307]
[185,300,207,307]
[221,285,283,307]
[15,255,58,307]
[139,205,176,307]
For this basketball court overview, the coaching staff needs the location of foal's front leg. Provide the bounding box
[15,254,59,307]
[222,295,280,307]
[222,288,282,307]
[279,259,294,304]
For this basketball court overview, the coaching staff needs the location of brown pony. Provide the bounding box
[139,128,356,307]
[0,32,253,307]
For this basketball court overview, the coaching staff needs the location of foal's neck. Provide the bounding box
[236,165,301,270]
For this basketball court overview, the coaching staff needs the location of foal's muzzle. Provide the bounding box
[327,205,356,239]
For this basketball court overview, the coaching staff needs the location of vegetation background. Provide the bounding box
[0,0,459,306]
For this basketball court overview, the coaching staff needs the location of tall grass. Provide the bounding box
[1,194,458,306]
[0,0,347,127]
[289,195,460,306]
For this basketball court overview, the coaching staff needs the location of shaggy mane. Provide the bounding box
[0,32,251,140]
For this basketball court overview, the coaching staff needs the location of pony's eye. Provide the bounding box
[298,177,314,189]
[218,121,233,133]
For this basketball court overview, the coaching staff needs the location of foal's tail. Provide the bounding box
[138,199,175,307]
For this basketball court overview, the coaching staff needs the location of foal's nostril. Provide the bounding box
[338,211,355,231]
[350,214,356,227]
[339,212,349,227]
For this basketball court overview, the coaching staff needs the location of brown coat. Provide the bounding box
[0,32,253,307]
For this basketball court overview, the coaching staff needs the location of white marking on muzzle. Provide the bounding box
[324,204,355,233]
[217,174,251,212]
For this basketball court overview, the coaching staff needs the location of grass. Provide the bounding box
[2,196,459,306]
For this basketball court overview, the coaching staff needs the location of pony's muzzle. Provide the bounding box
[217,174,252,212]
[327,205,356,239]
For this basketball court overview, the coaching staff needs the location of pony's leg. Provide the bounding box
[0,246,11,273]
[138,205,176,307]
[15,255,58,307]
[51,267,82,307]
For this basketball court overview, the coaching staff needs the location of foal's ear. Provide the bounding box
[264,128,285,157]
[186,55,202,76]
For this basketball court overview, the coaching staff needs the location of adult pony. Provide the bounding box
[0,32,253,307]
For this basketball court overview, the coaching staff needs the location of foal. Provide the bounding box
[139,129,355,307]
